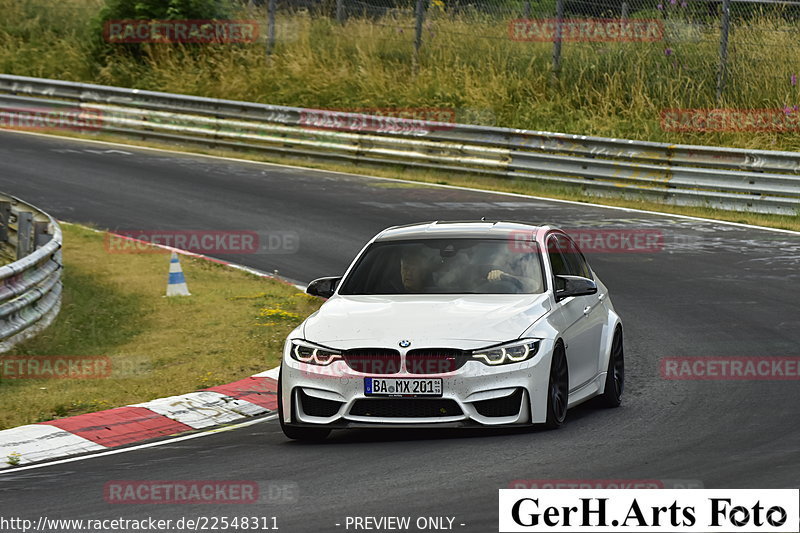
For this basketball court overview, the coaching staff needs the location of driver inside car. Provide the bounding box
[398,245,542,294]
[399,250,435,292]
[483,253,542,293]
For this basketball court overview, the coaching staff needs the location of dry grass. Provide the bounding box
[0,223,322,430]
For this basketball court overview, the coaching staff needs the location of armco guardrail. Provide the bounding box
[0,192,62,353]
[1,74,799,215]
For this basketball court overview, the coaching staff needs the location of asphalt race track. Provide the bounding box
[1,130,799,532]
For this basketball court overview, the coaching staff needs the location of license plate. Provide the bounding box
[364,378,442,397]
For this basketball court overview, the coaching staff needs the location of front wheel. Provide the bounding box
[600,327,624,408]
[278,370,331,441]
[544,342,569,429]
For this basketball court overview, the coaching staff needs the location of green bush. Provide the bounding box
[89,0,237,66]
[98,0,233,21]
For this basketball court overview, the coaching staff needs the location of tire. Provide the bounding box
[544,342,569,429]
[600,327,624,408]
[278,369,331,441]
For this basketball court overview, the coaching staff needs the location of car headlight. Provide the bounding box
[470,339,540,366]
[290,340,343,366]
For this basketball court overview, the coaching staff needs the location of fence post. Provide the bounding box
[716,0,731,102]
[621,1,629,19]
[524,1,531,19]
[336,0,345,24]
[16,211,33,260]
[414,0,426,63]
[266,0,277,56]
[552,0,565,78]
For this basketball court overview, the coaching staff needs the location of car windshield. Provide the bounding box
[338,238,545,295]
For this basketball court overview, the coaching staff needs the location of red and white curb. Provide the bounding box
[0,368,280,468]
[0,225,294,469]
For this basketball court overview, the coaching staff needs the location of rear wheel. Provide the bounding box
[544,342,569,429]
[600,327,624,408]
[278,370,331,441]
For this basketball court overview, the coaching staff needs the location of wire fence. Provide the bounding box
[6,0,800,138]
[249,0,800,106]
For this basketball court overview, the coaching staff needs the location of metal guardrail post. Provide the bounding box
[0,202,9,243]
[34,221,51,248]
[0,193,63,352]
[16,211,33,260]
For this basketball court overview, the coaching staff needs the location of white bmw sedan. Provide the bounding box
[279,221,624,440]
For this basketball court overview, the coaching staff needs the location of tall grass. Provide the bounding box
[3,0,800,151]
[0,0,101,79]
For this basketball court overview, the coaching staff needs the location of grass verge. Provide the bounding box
[0,223,322,430]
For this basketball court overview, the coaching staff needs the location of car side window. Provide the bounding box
[547,234,593,292]
[547,235,569,293]
[547,235,570,277]
[561,235,593,280]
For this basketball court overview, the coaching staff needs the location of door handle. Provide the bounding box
[583,305,592,316]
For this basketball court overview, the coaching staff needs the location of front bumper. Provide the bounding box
[279,339,556,428]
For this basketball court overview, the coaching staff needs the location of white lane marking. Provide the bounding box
[5,128,799,236]
[83,149,133,155]
[0,414,278,475]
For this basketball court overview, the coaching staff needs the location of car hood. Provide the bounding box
[302,293,551,348]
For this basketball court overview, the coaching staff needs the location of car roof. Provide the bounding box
[374,220,557,241]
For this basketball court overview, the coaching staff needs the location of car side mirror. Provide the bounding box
[554,275,597,302]
[306,276,342,299]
